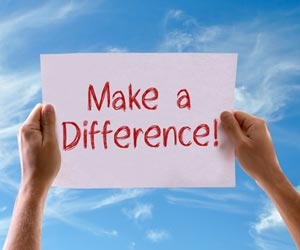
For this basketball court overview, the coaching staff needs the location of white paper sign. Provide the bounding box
[41,53,237,188]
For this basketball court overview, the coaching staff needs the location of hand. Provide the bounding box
[18,104,61,195]
[220,111,282,186]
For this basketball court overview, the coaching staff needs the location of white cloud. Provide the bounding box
[160,9,300,121]
[0,72,41,128]
[162,9,198,31]
[251,232,295,250]
[166,188,257,214]
[146,229,169,242]
[44,211,119,238]
[253,203,284,233]
[43,188,149,236]
[187,188,255,202]
[45,188,149,217]
[250,198,297,250]
[161,31,193,52]
[105,46,128,53]
[123,203,153,221]
[243,181,258,192]
[0,71,40,191]
[165,9,184,20]
[253,186,300,234]
[91,189,149,210]
[0,1,92,41]
[0,1,102,68]
[167,195,251,215]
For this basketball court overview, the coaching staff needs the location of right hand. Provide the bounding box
[220,111,282,185]
[18,104,61,195]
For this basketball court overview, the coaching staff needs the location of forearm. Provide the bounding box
[3,185,47,250]
[258,166,300,247]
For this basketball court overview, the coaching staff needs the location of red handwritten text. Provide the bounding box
[88,82,159,111]
[62,119,218,151]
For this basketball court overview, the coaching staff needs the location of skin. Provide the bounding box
[3,104,61,250]
[220,111,300,248]
[3,105,299,248]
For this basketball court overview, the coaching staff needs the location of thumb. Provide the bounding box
[220,111,245,147]
[41,104,57,144]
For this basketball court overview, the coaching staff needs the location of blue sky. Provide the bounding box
[0,0,300,249]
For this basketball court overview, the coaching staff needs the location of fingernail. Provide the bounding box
[220,111,231,119]
[44,104,55,114]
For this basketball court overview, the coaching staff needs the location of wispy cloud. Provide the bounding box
[146,229,170,242]
[105,46,129,53]
[172,188,257,202]
[123,203,153,221]
[160,9,300,121]
[0,71,41,191]
[92,189,148,210]
[250,187,300,249]
[0,1,94,46]
[0,1,104,70]
[166,188,258,214]
[0,72,40,128]
[166,195,251,215]
[45,188,149,217]
[250,230,295,250]
[43,188,149,236]
[44,213,119,238]
[253,202,284,234]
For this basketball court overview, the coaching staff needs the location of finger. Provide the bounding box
[23,103,43,129]
[233,111,257,132]
[41,104,57,143]
[220,111,246,147]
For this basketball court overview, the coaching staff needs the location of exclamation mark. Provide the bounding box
[214,119,219,147]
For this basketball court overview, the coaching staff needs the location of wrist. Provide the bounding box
[256,165,291,195]
[18,181,50,204]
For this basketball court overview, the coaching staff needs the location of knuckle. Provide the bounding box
[19,124,36,139]
[254,118,270,133]
[255,117,267,127]
[19,124,29,135]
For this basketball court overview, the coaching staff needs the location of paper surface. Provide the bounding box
[41,53,237,188]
